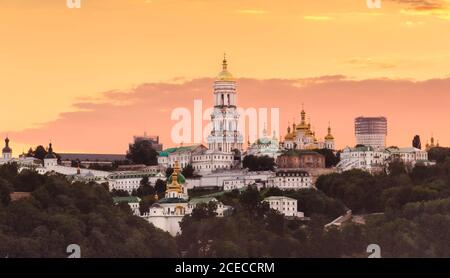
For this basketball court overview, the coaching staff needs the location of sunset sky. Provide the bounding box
[1,0,450,154]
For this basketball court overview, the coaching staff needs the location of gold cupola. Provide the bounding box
[216,54,235,81]
[166,161,183,194]
[296,105,309,131]
[284,123,294,140]
[325,123,334,140]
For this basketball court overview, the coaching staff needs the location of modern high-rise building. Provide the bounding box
[355,116,387,149]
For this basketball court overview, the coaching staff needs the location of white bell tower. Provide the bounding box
[207,55,243,153]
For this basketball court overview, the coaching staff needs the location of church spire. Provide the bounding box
[217,53,234,81]
[325,121,334,140]
[301,103,306,124]
[2,136,12,154]
[222,53,228,70]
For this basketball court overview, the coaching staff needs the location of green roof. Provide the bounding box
[189,197,218,205]
[158,197,188,204]
[159,145,203,156]
[199,187,247,198]
[167,172,186,184]
[112,196,141,204]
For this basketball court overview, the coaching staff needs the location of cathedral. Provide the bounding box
[246,125,280,159]
[425,135,439,151]
[282,107,335,151]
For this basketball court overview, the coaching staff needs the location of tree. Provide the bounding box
[165,167,174,177]
[0,168,178,258]
[388,160,407,176]
[33,145,47,160]
[139,195,157,215]
[182,164,195,178]
[126,140,158,166]
[154,179,166,195]
[412,135,421,149]
[242,155,275,171]
[135,177,155,197]
[266,210,285,235]
[111,189,129,197]
[26,148,34,157]
[313,148,340,168]
[428,147,450,164]
[190,201,218,221]
[239,186,262,212]
[0,178,12,206]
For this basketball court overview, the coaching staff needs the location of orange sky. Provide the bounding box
[1,0,450,154]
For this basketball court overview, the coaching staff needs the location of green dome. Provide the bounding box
[167,172,186,184]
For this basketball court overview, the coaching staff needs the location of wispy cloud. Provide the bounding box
[402,20,426,25]
[303,15,334,21]
[235,9,268,15]
[344,58,397,70]
[7,76,450,152]
[390,0,450,19]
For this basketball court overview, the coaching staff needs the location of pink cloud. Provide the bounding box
[7,76,450,153]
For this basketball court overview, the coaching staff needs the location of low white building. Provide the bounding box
[107,170,167,193]
[337,146,390,173]
[385,147,429,166]
[186,197,232,217]
[267,169,313,190]
[158,144,207,169]
[263,196,304,217]
[187,169,274,189]
[192,150,235,174]
[223,177,256,191]
[338,145,431,173]
[113,196,141,216]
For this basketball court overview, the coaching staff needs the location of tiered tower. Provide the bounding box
[207,55,243,153]
[2,137,12,160]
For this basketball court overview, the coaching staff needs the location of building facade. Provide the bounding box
[267,169,313,190]
[355,116,387,149]
[246,126,280,159]
[337,146,389,173]
[132,133,163,151]
[263,196,304,217]
[276,151,326,169]
[282,107,335,151]
[158,144,207,169]
[337,145,430,173]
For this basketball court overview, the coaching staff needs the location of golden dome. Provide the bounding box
[284,125,294,140]
[296,123,309,131]
[166,161,183,194]
[325,125,334,140]
[296,107,309,130]
[217,55,235,81]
